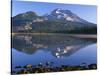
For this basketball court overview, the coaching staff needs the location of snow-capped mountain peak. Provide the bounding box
[44,8,88,23]
[55,8,61,14]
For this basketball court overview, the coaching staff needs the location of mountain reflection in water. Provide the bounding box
[12,34,96,58]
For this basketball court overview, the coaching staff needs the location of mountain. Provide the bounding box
[12,8,97,34]
[12,11,41,26]
[44,8,89,23]
[12,34,96,55]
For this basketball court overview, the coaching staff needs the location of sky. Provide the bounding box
[12,1,97,24]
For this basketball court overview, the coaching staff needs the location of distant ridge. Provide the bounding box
[12,8,97,34]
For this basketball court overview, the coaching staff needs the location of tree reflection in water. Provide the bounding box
[12,34,96,58]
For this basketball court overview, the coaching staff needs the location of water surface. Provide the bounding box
[12,34,97,69]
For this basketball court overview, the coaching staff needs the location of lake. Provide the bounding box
[11,34,97,72]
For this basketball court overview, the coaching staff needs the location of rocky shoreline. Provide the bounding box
[12,63,97,74]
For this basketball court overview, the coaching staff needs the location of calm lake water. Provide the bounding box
[12,34,97,70]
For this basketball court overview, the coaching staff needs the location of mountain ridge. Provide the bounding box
[12,8,97,34]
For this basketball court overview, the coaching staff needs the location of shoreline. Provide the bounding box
[12,63,97,74]
[12,33,97,39]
